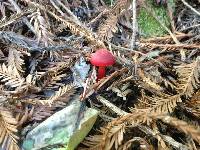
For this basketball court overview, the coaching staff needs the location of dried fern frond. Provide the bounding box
[138,125,188,150]
[27,1,105,48]
[0,63,24,88]
[119,137,151,150]
[110,49,132,65]
[138,68,163,92]
[97,14,118,41]
[148,94,182,114]
[84,123,126,150]
[157,115,200,144]
[184,90,200,117]
[8,47,24,73]
[84,111,151,149]
[36,59,76,86]
[39,83,75,105]
[108,83,132,100]
[31,105,54,121]
[175,57,200,98]
[139,42,200,52]
[111,0,131,15]
[29,9,53,46]
[20,97,71,122]
[142,66,177,90]
[0,8,34,29]
[84,101,181,150]
[135,93,182,116]
[0,31,38,51]
[16,106,34,127]
[141,33,192,44]
[57,18,105,48]
[0,107,20,150]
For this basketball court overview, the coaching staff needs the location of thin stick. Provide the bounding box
[181,0,200,16]
[140,42,200,50]
[97,95,128,116]
[110,43,165,67]
[130,0,137,49]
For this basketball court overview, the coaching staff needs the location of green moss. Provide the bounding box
[138,0,173,38]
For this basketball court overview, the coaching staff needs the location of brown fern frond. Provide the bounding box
[36,59,76,88]
[28,1,105,48]
[108,83,132,100]
[184,90,200,118]
[84,99,183,150]
[19,97,71,122]
[0,8,34,29]
[157,115,200,144]
[138,125,188,150]
[86,109,197,149]
[138,68,163,92]
[39,83,75,105]
[119,137,151,150]
[0,107,20,150]
[8,47,24,73]
[142,66,177,90]
[57,18,105,48]
[111,0,131,15]
[148,94,182,114]
[31,105,54,121]
[29,9,54,46]
[97,14,118,41]
[0,64,24,88]
[84,123,126,150]
[175,57,200,98]
[16,106,34,127]
[135,94,182,115]
[141,33,193,44]
[84,111,150,149]
[110,49,132,65]
[135,90,152,109]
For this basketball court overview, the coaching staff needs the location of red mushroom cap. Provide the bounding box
[90,49,115,67]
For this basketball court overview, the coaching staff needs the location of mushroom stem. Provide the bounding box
[97,66,106,80]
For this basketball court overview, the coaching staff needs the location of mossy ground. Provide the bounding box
[138,0,172,38]
[104,0,175,38]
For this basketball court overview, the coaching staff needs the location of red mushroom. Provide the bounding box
[90,49,115,80]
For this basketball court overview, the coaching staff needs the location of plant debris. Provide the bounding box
[0,0,200,150]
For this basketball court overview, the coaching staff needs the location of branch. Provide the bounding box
[181,0,200,16]
[130,0,137,49]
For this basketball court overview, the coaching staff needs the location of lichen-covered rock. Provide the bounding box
[22,96,99,150]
